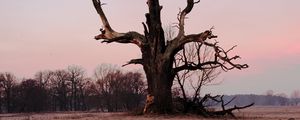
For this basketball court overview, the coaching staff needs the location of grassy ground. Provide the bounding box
[0,106,299,120]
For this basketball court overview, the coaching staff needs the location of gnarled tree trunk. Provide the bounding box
[143,56,175,113]
[141,0,175,113]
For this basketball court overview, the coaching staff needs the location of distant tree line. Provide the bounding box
[205,94,300,108]
[0,64,146,113]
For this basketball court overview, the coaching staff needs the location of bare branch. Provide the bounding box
[101,31,145,47]
[200,94,221,104]
[202,94,254,117]
[92,0,114,32]
[122,58,143,67]
[166,30,217,58]
[176,0,199,38]
[173,40,248,73]
[92,0,145,47]
[224,96,236,106]
[203,42,248,70]
[226,45,237,53]
[214,102,254,117]
[194,0,201,4]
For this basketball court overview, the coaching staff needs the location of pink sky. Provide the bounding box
[0,0,299,95]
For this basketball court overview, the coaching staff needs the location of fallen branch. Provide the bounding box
[213,103,254,117]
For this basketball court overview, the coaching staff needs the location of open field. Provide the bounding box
[0,106,299,120]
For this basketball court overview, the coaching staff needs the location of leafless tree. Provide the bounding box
[82,78,99,110]
[121,71,146,110]
[0,72,16,113]
[34,70,56,111]
[92,0,248,114]
[35,70,53,88]
[93,64,118,111]
[93,65,145,112]
[50,70,70,111]
[94,64,118,81]
[17,79,48,112]
[67,65,86,111]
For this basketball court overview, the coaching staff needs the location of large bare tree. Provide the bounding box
[92,0,248,114]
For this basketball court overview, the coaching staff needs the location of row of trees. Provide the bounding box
[0,65,146,113]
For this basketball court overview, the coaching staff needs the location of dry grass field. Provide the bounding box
[0,106,299,120]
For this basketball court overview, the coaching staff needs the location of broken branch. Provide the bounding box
[92,0,145,48]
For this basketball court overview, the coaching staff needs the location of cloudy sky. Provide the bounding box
[0,0,299,96]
